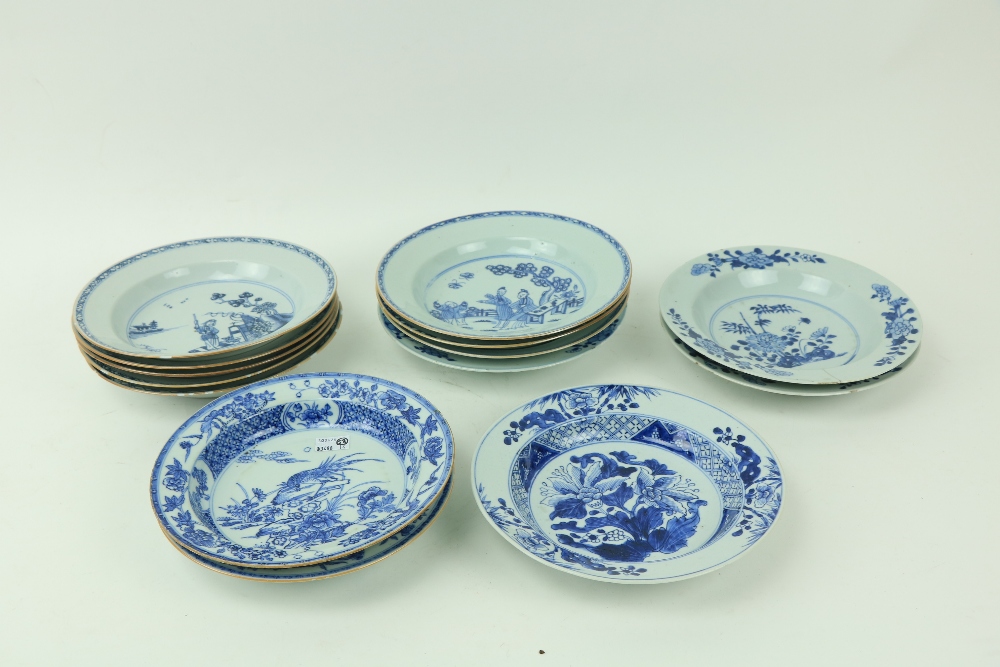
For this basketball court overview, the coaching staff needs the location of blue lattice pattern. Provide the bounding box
[335,402,416,461]
[202,406,287,476]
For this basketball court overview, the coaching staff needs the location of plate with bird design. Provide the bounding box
[150,372,454,568]
[660,246,922,384]
[472,385,783,583]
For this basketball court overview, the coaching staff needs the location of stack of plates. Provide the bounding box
[150,372,454,581]
[73,237,342,397]
[659,245,923,395]
[375,211,631,372]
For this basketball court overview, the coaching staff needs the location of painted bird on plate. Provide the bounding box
[270,454,378,505]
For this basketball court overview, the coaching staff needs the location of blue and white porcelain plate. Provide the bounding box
[379,306,625,372]
[165,475,452,581]
[377,212,630,341]
[472,385,783,583]
[150,372,454,567]
[660,246,922,384]
[75,237,336,359]
[663,318,919,396]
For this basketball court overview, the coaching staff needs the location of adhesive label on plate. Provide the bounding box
[316,436,350,452]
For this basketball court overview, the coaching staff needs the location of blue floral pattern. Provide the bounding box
[871,284,919,366]
[719,303,845,369]
[541,451,708,562]
[690,248,825,278]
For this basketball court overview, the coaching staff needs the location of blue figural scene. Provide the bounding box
[540,451,708,562]
[427,258,585,333]
[127,282,295,354]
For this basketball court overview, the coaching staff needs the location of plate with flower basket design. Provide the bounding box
[660,246,921,384]
[164,474,452,581]
[472,385,783,583]
[150,372,453,567]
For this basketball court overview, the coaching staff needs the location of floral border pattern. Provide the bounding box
[690,247,825,278]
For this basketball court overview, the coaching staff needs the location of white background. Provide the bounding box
[1,2,998,665]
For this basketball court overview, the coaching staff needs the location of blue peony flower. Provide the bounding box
[872,284,891,301]
[541,462,621,518]
[690,263,713,276]
[564,391,597,411]
[738,251,773,269]
[636,469,699,515]
[745,332,786,356]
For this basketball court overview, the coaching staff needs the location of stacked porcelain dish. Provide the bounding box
[73,237,342,397]
[375,211,631,372]
[658,246,923,396]
[150,372,454,581]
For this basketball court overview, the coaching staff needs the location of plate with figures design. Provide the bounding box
[660,246,922,384]
[662,317,920,396]
[150,372,454,567]
[376,211,630,341]
[378,305,626,372]
[472,385,783,583]
[382,296,627,359]
[164,474,452,581]
[74,237,337,360]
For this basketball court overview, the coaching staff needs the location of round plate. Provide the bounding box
[164,474,452,581]
[660,246,922,384]
[662,317,918,396]
[379,306,626,372]
[150,372,454,566]
[472,385,783,583]
[376,211,630,341]
[75,237,336,359]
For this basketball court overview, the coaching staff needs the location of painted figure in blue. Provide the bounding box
[193,316,220,349]
[492,287,514,329]
[508,289,537,329]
